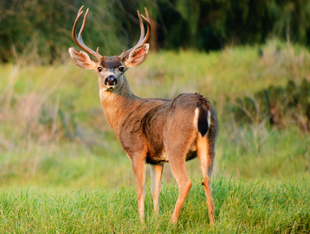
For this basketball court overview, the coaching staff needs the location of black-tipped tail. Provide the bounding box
[198,106,209,137]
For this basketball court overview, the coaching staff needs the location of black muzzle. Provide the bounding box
[105,75,118,86]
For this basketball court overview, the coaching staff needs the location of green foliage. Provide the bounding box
[0,0,135,63]
[1,0,310,62]
[230,79,310,131]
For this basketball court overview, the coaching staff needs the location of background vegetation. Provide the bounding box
[0,0,310,233]
[1,0,310,63]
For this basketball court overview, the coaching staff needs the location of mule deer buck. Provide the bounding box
[69,6,218,225]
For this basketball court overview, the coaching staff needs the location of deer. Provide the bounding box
[68,6,218,225]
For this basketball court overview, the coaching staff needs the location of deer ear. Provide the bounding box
[69,47,97,69]
[123,44,149,67]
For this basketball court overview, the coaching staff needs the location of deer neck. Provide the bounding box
[99,75,139,133]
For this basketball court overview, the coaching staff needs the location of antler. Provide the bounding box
[119,7,151,59]
[72,6,102,61]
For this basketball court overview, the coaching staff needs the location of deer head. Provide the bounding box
[69,6,150,92]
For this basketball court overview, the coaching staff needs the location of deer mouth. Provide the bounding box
[106,84,116,90]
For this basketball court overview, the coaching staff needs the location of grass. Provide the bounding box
[0,178,309,233]
[0,39,310,232]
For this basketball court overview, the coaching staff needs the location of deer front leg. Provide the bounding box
[132,157,146,223]
[150,163,164,215]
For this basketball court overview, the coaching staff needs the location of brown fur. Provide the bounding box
[100,56,122,69]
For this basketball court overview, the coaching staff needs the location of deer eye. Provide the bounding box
[119,66,125,72]
[98,67,103,72]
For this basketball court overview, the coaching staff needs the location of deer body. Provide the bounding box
[100,79,216,164]
[69,6,218,225]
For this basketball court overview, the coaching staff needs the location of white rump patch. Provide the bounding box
[193,108,199,129]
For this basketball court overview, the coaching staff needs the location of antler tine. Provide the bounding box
[72,6,102,61]
[119,7,151,59]
[140,8,151,46]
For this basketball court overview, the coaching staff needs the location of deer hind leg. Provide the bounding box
[197,133,216,226]
[167,147,192,223]
[150,163,164,215]
[131,156,146,223]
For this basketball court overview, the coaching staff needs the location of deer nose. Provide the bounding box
[105,75,118,86]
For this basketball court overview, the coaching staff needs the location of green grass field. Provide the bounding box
[0,40,310,233]
[1,178,309,233]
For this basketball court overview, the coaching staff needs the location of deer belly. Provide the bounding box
[186,141,198,161]
[186,150,197,161]
[146,151,168,164]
